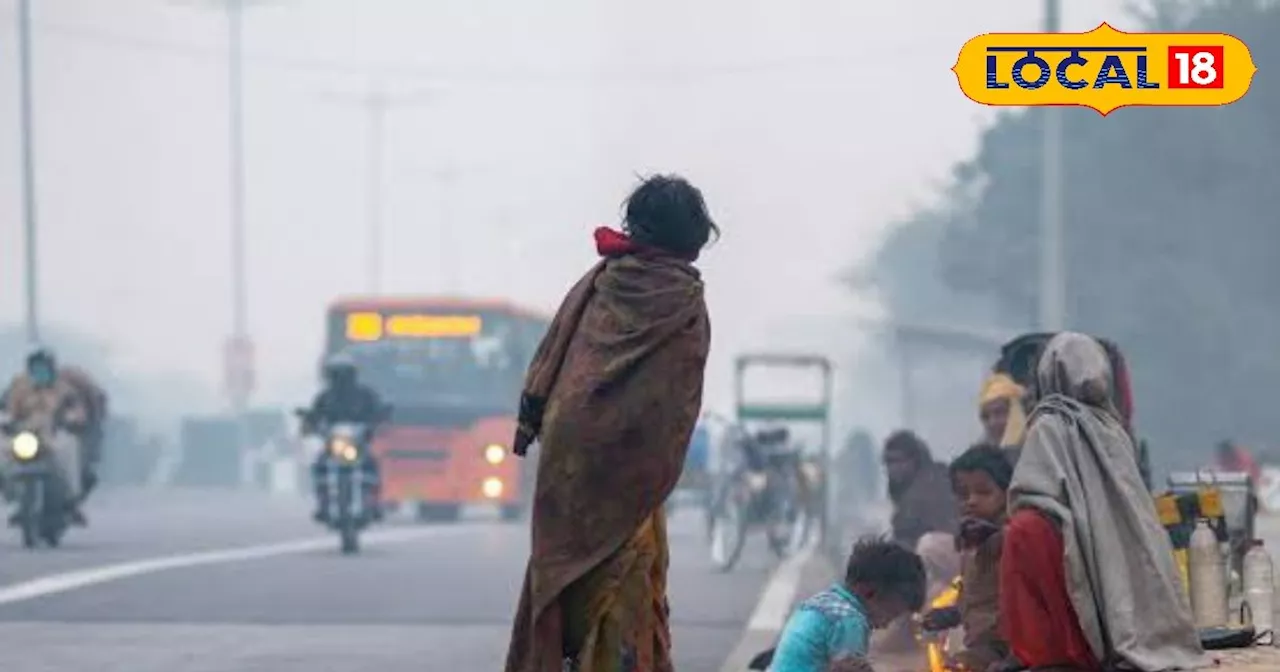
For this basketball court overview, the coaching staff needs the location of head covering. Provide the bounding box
[1010,332,1203,670]
[322,351,357,388]
[979,372,1023,405]
[25,345,57,387]
[979,372,1027,447]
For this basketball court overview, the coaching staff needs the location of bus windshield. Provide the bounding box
[344,331,521,410]
[327,306,534,415]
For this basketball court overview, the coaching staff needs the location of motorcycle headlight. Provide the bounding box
[330,439,358,462]
[483,444,506,465]
[11,432,39,461]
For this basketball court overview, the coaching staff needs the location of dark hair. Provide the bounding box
[844,535,926,612]
[622,174,719,257]
[949,443,1014,492]
[883,430,932,465]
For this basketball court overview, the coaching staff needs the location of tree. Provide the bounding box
[862,0,1280,466]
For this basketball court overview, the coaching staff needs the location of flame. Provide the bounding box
[927,641,947,672]
[923,575,963,672]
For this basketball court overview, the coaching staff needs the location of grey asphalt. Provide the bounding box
[0,488,778,672]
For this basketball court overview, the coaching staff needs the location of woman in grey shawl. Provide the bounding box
[1000,332,1203,671]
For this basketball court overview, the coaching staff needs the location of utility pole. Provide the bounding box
[365,88,386,293]
[319,85,433,293]
[1039,0,1066,331]
[18,0,39,344]
[228,0,248,347]
[433,165,459,293]
[224,0,254,486]
[177,0,267,485]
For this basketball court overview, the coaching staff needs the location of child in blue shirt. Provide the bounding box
[770,536,926,672]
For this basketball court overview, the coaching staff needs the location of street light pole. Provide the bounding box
[18,0,40,344]
[365,88,386,293]
[1039,0,1066,331]
[228,0,248,345]
[318,86,433,293]
[173,0,264,486]
[225,0,255,487]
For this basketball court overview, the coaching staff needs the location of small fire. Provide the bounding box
[926,641,947,672]
[921,576,963,672]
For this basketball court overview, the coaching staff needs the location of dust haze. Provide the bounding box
[0,0,1124,446]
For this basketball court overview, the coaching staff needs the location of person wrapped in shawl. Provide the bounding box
[879,430,959,652]
[882,430,959,553]
[1000,332,1203,672]
[977,373,1027,460]
[503,175,717,672]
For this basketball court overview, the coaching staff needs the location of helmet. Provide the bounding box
[25,345,56,369]
[25,345,57,386]
[322,352,357,386]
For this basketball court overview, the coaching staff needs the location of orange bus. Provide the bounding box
[323,296,549,522]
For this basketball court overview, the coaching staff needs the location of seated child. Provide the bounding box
[943,443,1015,672]
[770,535,926,672]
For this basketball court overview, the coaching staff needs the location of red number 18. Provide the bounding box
[1168,46,1224,89]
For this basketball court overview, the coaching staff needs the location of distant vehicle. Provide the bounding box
[296,412,380,554]
[322,296,549,522]
[707,353,832,571]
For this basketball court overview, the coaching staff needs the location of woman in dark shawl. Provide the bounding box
[504,175,718,672]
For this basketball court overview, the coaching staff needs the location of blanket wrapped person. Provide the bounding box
[503,225,711,672]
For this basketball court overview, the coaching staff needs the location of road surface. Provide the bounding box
[0,488,780,672]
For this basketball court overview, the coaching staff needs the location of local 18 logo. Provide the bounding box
[952,23,1256,115]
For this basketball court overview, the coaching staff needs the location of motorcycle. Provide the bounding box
[2,423,78,549]
[708,429,813,572]
[297,409,381,555]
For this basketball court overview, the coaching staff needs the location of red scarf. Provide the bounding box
[593,226,697,261]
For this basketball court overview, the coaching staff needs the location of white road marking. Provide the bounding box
[745,541,815,632]
[718,541,817,672]
[0,526,447,607]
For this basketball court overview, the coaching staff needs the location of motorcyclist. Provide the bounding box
[2,347,91,524]
[301,352,387,523]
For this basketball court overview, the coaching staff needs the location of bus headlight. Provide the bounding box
[483,444,506,465]
[482,477,504,499]
[11,432,39,461]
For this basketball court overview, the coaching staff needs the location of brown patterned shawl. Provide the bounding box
[504,251,711,672]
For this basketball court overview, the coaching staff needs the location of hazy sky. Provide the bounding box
[0,0,1126,411]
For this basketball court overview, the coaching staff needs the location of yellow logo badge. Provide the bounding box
[952,23,1256,115]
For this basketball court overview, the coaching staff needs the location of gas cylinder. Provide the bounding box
[1243,539,1275,644]
[1188,518,1229,627]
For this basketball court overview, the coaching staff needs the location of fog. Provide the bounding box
[0,0,1122,433]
